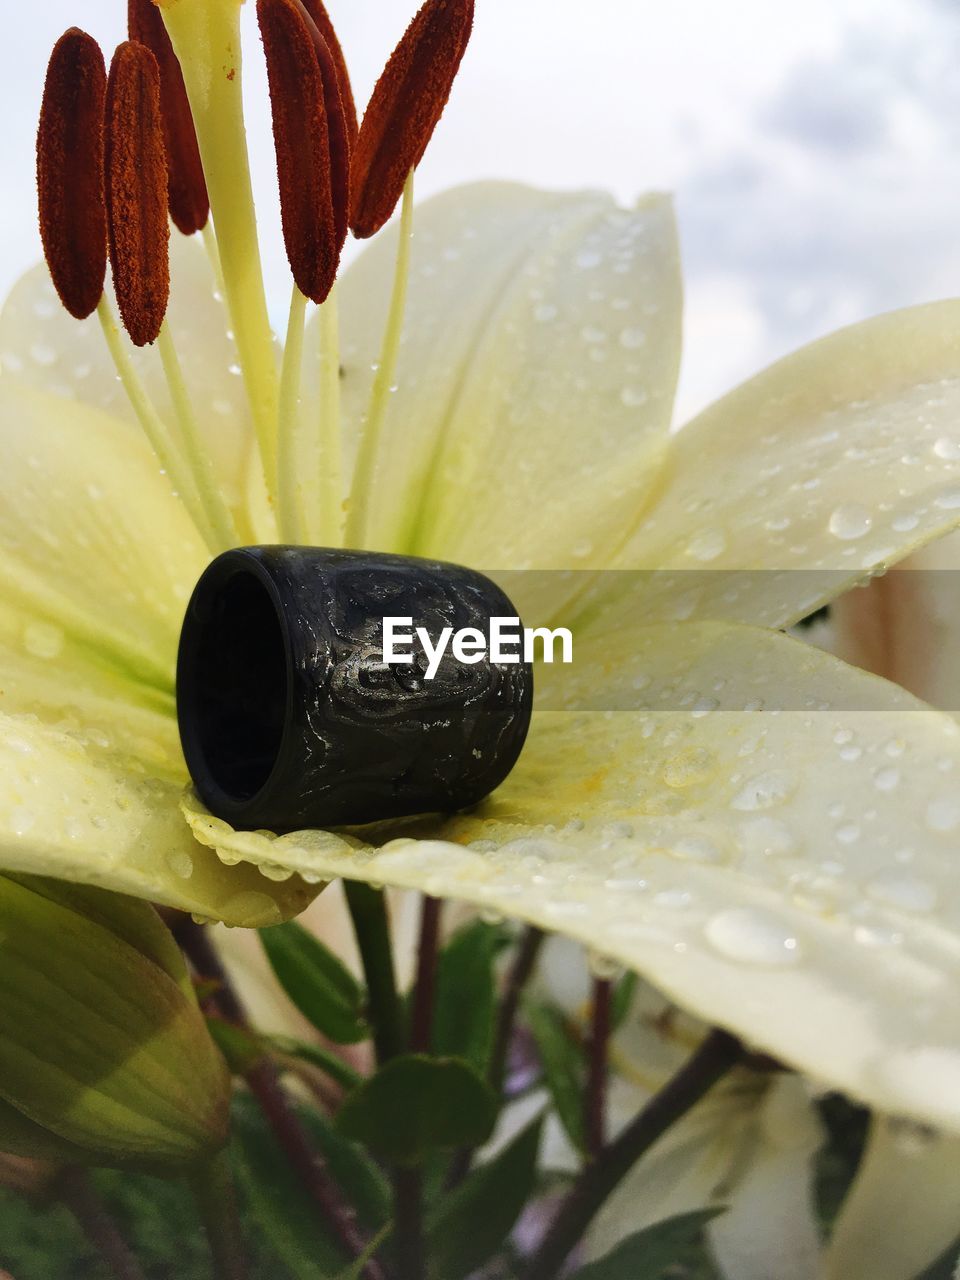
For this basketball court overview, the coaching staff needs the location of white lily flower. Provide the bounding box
[11,13,960,1261]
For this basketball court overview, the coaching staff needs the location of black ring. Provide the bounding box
[176,547,533,832]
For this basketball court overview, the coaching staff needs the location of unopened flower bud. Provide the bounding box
[0,875,230,1171]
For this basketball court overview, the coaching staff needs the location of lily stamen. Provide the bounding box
[126,0,209,237]
[300,0,358,146]
[349,0,475,239]
[36,28,107,322]
[105,41,170,349]
[258,0,341,306]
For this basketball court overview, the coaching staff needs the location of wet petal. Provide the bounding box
[0,377,205,691]
[0,238,255,514]
[603,300,960,628]
[825,1116,960,1280]
[708,1077,823,1280]
[325,180,681,566]
[0,712,312,925]
[184,621,960,1127]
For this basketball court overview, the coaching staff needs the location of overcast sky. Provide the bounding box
[4,0,960,420]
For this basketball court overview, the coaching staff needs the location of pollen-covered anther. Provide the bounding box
[258,0,339,303]
[105,41,171,347]
[36,28,108,320]
[350,0,474,239]
[127,0,209,236]
[296,1,351,252]
[299,0,358,147]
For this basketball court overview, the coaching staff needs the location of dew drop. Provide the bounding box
[730,771,797,811]
[867,871,938,913]
[828,504,873,540]
[738,816,797,857]
[704,907,802,967]
[926,796,960,833]
[873,766,901,793]
[662,747,714,789]
[891,513,920,533]
[166,849,195,879]
[684,530,727,562]
[620,386,649,408]
[23,621,64,660]
[933,437,960,461]
[618,326,646,350]
[9,808,35,836]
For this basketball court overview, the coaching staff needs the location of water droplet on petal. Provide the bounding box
[828,504,873,540]
[23,621,64,660]
[704,907,802,967]
[867,871,938,913]
[730,771,797,811]
[685,530,727,562]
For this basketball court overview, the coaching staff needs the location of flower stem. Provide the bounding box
[391,1165,425,1280]
[490,927,544,1095]
[448,925,545,1192]
[584,978,611,1161]
[409,896,442,1053]
[344,170,415,548]
[523,1029,744,1280]
[191,1150,249,1280]
[57,1169,147,1280]
[174,919,385,1280]
[343,882,405,1063]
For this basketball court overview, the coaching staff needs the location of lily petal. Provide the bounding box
[597,301,960,629]
[0,711,312,926]
[327,181,681,565]
[0,377,205,692]
[0,237,255,514]
[825,1116,960,1280]
[184,621,960,1127]
[588,1071,822,1280]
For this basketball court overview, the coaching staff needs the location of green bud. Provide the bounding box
[0,874,231,1171]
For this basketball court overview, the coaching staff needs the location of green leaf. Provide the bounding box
[231,1094,389,1280]
[610,971,638,1031]
[207,1019,266,1075]
[567,1209,725,1280]
[268,1035,364,1091]
[337,1055,497,1165]
[431,921,503,1073]
[260,921,368,1044]
[526,1001,585,1152]
[427,1115,543,1280]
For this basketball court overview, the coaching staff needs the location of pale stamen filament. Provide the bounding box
[344,170,415,548]
[315,285,344,546]
[96,297,220,553]
[201,220,226,299]
[156,321,241,551]
[277,285,310,543]
[160,0,280,507]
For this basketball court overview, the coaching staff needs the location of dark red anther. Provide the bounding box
[349,0,474,239]
[105,41,171,347]
[299,0,358,146]
[258,0,339,303]
[296,3,350,252]
[36,29,108,320]
[128,0,209,235]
